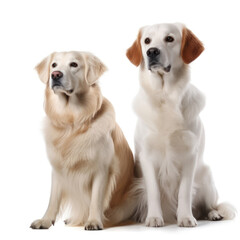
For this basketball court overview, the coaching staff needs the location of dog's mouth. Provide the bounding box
[52,84,74,95]
[148,63,171,73]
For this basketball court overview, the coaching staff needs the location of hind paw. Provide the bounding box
[208,210,223,221]
[64,218,72,225]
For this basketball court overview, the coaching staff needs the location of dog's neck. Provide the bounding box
[139,63,190,106]
[44,84,103,129]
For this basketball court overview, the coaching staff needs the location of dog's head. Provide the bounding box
[35,51,107,96]
[126,23,204,74]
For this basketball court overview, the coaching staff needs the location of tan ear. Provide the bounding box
[181,28,204,64]
[35,53,54,84]
[126,30,142,66]
[84,53,107,85]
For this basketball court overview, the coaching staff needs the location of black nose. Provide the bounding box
[51,71,63,81]
[147,48,160,58]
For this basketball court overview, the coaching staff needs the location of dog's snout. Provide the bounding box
[147,48,160,58]
[51,71,63,81]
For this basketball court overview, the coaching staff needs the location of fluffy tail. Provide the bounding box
[216,202,236,220]
[106,178,147,226]
[131,178,147,223]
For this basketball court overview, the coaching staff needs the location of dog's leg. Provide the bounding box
[141,151,164,227]
[170,130,198,227]
[84,168,107,230]
[177,154,197,227]
[194,165,235,221]
[30,171,62,229]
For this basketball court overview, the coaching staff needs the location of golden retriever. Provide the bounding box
[30,51,135,230]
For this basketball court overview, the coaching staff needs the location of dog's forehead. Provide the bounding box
[53,52,83,63]
[143,23,182,38]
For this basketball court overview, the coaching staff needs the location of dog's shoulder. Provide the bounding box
[92,97,115,126]
[84,97,117,142]
[181,84,205,121]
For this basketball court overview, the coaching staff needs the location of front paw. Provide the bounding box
[30,219,54,229]
[178,216,197,227]
[145,216,164,227]
[84,220,103,230]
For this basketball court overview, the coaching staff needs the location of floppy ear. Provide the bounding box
[84,53,107,85]
[126,30,142,66]
[181,28,204,64]
[35,53,53,84]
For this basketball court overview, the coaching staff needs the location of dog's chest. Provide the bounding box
[44,121,96,171]
[134,90,184,136]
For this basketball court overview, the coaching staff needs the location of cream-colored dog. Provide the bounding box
[30,51,135,230]
[127,23,235,227]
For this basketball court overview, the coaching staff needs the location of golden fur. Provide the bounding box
[30,51,135,230]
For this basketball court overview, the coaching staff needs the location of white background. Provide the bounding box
[0,0,239,239]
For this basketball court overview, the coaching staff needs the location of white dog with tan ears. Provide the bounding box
[30,51,136,230]
[126,23,235,227]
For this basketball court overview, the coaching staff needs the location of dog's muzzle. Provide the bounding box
[147,47,160,70]
[51,71,74,95]
[51,71,63,89]
[147,48,171,73]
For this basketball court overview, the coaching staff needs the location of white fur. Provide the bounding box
[130,23,235,227]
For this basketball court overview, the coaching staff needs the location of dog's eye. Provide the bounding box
[144,38,151,44]
[70,62,78,68]
[52,62,57,68]
[165,36,174,43]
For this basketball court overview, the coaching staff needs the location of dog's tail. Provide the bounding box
[106,178,147,226]
[130,178,147,223]
[215,202,236,220]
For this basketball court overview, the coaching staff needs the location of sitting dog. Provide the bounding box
[30,51,135,230]
[126,23,235,227]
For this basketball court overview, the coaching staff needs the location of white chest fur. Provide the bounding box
[133,88,184,139]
